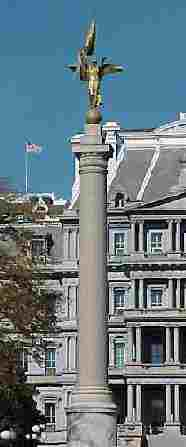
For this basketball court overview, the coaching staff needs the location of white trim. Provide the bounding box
[137,139,160,201]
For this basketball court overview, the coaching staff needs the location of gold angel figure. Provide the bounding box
[67,21,124,109]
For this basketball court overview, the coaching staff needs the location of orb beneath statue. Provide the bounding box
[86,108,102,124]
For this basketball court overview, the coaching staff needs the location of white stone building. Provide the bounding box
[24,113,186,446]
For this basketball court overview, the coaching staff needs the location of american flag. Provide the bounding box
[25,140,42,153]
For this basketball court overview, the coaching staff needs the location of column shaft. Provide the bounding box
[166,327,171,363]
[127,385,133,422]
[130,279,135,308]
[130,222,136,253]
[79,153,108,386]
[176,279,181,308]
[127,327,134,362]
[139,221,144,253]
[175,220,181,253]
[174,385,180,423]
[168,279,173,308]
[138,279,144,308]
[168,220,173,252]
[136,327,141,363]
[166,384,171,423]
[136,384,141,423]
[174,327,179,363]
[63,229,69,258]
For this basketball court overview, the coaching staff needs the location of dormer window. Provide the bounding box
[115,193,125,208]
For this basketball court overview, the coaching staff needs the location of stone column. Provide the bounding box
[136,384,142,423]
[166,384,172,423]
[63,229,69,258]
[136,327,142,363]
[138,221,144,253]
[174,327,179,363]
[109,336,115,368]
[127,327,134,362]
[127,385,133,422]
[168,219,173,253]
[130,221,136,254]
[130,279,135,309]
[174,385,180,423]
[138,279,144,308]
[168,278,173,308]
[166,327,171,363]
[175,219,181,254]
[67,124,117,447]
[176,279,181,308]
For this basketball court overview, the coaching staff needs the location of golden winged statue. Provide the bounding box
[67,21,124,109]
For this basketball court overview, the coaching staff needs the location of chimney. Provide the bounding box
[177,112,186,120]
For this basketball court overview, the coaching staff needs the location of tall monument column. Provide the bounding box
[67,124,117,447]
[67,20,124,447]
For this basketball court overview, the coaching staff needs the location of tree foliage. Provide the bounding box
[0,197,56,385]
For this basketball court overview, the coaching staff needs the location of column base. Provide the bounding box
[67,385,117,447]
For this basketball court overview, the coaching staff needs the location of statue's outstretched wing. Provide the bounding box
[67,65,78,73]
[100,64,124,77]
[84,21,96,56]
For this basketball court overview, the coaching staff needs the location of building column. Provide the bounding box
[136,384,142,423]
[168,219,173,252]
[130,279,135,309]
[127,327,134,362]
[166,327,171,363]
[168,278,173,308]
[109,336,115,367]
[63,229,69,258]
[130,221,136,253]
[174,327,179,363]
[127,385,133,422]
[174,385,180,423]
[139,221,144,253]
[176,279,181,308]
[136,327,142,363]
[139,279,144,308]
[175,219,181,254]
[166,384,172,423]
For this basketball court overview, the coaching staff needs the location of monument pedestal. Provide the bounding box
[67,123,117,446]
[67,386,116,447]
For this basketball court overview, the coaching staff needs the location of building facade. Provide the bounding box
[25,114,186,446]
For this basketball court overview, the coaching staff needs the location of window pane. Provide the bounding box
[151,344,163,364]
[150,232,163,252]
[46,349,56,368]
[151,289,162,306]
[114,232,127,255]
[45,403,56,424]
[115,342,125,368]
[114,288,127,309]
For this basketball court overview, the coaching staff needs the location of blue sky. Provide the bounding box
[0,0,186,199]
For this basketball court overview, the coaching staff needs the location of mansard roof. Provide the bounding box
[109,119,186,205]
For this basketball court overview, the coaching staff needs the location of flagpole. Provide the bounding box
[25,146,28,194]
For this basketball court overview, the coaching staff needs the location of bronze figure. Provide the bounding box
[67,21,124,111]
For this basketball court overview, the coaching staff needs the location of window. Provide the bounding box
[114,288,127,312]
[114,232,127,256]
[45,403,56,431]
[115,193,124,208]
[151,343,163,364]
[149,231,163,254]
[32,238,46,257]
[16,349,28,372]
[150,288,163,307]
[45,348,56,376]
[114,339,125,368]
